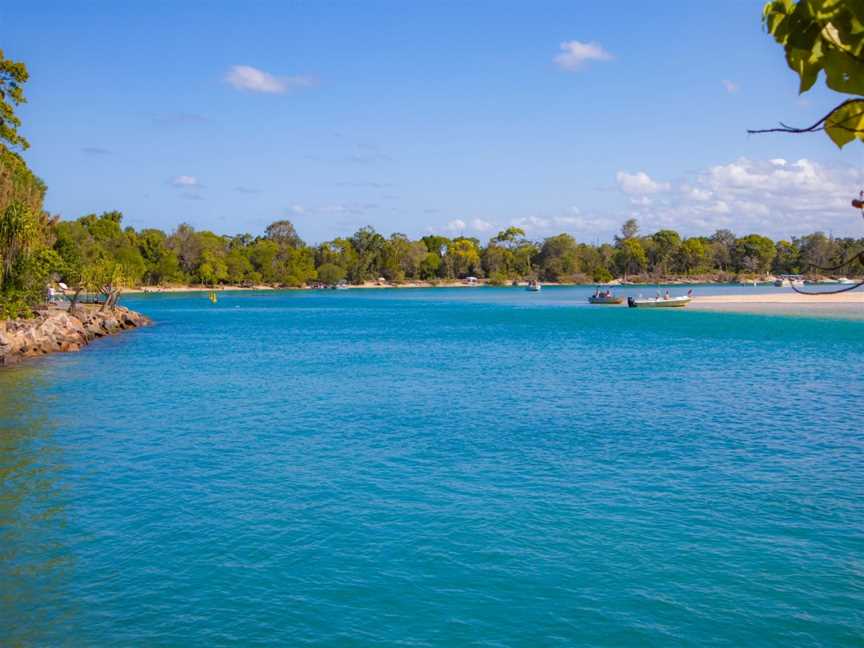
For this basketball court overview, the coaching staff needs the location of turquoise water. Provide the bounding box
[2,287,863,646]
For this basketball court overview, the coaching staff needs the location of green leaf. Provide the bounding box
[824,100,864,147]
[821,48,864,94]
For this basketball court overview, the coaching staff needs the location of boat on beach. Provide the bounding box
[774,274,804,288]
[627,294,692,308]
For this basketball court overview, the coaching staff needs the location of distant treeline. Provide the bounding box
[5,202,864,311]
[46,213,864,285]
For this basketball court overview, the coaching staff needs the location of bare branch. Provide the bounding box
[747,98,864,135]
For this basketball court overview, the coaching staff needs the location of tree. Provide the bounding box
[614,238,647,278]
[448,238,482,278]
[491,226,527,250]
[265,220,304,248]
[648,229,682,276]
[795,231,837,270]
[773,239,801,274]
[734,234,777,274]
[350,226,386,282]
[709,229,736,272]
[616,218,639,244]
[537,234,579,281]
[0,202,37,288]
[317,263,345,285]
[752,0,864,148]
[0,49,30,150]
[676,238,711,274]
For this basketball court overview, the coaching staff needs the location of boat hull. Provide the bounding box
[588,296,623,304]
[627,296,691,308]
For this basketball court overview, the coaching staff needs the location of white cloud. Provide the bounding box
[554,41,613,71]
[511,215,551,231]
[171,175,200,188]
[470,218,495,232]
[225,65,315,94]
[444,219,467,232]
[618,158,864,237]
[510,213,619,238]
[616,171,670,194]
[722,79,739,94]
[317,202,378,216]
[288,205,306,215]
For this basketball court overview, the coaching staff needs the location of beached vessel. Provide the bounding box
[627,295,691,308]
[774,274,804,287]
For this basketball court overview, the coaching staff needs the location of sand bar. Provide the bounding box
[690,291,864,318]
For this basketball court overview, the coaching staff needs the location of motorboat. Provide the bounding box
[588,289,623,304]
[627,294,691,308]
[774,274,804,288]
[527,280,541,292]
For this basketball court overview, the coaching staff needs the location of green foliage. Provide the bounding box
[487,270,509,285]
[0,146,45,215]
[762,0,864,147]
[734,234,777,273]
[316,263,346,285]
[614,238,648,277]
[0,50,30,151]
[448,238,482,278]
[676,238,711,274]
[537,234,579,281]
[592,266,613,283]
[5,203,864,318]
[0,202,61,317]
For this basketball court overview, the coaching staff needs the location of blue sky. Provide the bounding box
[6,0,864,243]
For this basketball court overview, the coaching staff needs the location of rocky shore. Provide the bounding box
[0,304,151,367]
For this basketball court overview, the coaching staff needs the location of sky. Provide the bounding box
[5,0,864,244]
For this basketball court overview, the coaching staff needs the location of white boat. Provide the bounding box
[774,274,804,288]
[526,280,541,292]
[627,295,691,308]
[838,277,857,285]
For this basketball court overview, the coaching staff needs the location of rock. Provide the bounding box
[0,304,150,367]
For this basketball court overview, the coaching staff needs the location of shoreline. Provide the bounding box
[121,283,864,317]
[123,278,852,293]
[0,304,151,367]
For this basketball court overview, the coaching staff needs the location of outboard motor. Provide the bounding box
[627,296,636,308]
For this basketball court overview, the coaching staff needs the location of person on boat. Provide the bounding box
[687,289,693,298]
[664,289,670,300]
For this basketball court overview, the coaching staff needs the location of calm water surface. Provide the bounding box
[1,287,863,646]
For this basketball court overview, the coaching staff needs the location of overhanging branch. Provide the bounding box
[747,98,864,135]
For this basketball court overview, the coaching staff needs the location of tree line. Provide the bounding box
[3,200,863,318]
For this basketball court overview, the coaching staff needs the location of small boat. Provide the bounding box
[774,274,804,288]
[526,280,541,292]
[588,290,623,305]
[335,281,349,290]
[627,294,691,308]
[837,277,857,285]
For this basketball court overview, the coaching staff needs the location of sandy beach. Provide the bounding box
[690,291,864,317]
